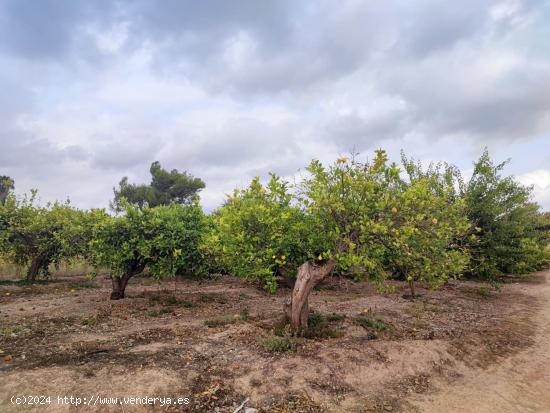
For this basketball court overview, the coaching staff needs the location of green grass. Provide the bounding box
[353,315,390,334]
[261,335,296,352]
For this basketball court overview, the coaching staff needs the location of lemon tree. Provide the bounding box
[89,202,206,299]
[0,191,92,281]
[384,158,471,297]
[204,174,314,293]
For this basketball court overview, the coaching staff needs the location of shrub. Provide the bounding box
[261,335,297,352]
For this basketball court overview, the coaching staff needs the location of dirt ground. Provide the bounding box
[0,269,548,413]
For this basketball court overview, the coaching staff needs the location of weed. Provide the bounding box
[1,325,26,336]
[466,286,495,298]
[273,312,345,340]
[261,335,296,352]
[353,315,390,334]
[82,316,99,326]
[146,308,173,317]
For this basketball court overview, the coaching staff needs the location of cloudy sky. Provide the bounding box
[1,0,549,211]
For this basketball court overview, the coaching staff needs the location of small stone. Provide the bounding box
[384,405,393,411]
[245,409,258,413]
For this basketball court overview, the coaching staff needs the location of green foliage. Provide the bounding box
[299,152,400,283]
[89,202,206,281]
[353,315,390,333]
[111,161,205,212]
[385,156,471,290]
[207,150,475,293]
[462,149,549,280]
[0,192,93,280]
[261,334,297,352]
[204,174,313,292]
[0,176,14,204]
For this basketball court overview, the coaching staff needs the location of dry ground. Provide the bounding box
[0,268,548,412]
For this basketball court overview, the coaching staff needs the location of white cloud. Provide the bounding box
[518,169,550,209]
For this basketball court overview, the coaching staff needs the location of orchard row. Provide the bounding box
[1,150,548,329]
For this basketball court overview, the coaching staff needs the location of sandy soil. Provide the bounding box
[0,269,548,412]
[409,269,550,413]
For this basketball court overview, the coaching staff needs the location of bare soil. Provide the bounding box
[0,269,548,413]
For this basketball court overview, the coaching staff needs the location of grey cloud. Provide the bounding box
[91,137,161,169]
[326,109,413,152]
[0,0,117,60]
[0,130,88,168]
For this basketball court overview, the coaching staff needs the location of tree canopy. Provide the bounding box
[89,201,207,299]
[462,149,549,280]
[0,191,93,281]
[0,175,14,204]
[111,161,205,212]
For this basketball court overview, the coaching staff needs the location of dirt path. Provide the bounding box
[410,269,550,413]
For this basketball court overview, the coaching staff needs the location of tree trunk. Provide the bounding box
[110,274,133,300]
[26,255,46,282]
[408,279,416,299]
[284,260,335,330]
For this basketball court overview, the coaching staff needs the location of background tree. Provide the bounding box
[89,202,206,299]
[462,150,549,280]
[0,175,14,204]
[387,157,471,297]
[111,161,205,212]
[0,192,91,281]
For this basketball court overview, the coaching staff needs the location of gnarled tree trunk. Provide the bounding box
[26,254,47,282]
[284,260,335,330]
[110,262,146,300]
[110,273,133,300]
